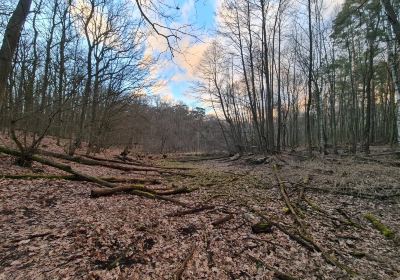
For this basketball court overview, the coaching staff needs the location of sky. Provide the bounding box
[150,0,345,109]
[148,0,218,108]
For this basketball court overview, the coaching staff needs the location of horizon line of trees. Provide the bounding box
[195,0,400,155]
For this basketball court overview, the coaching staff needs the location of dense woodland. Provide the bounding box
[0,0,400,158]
[196,0,400,154]
[0,0,225,158]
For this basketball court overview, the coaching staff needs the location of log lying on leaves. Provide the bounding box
[304,186,400,200]
[82,154,149,167]
[0,146,190,207]
[273,170,357,276]
[364,213,395,238]
[0,173,162,185]
[0,146,115,188]
[39,150,161,173]
[90,185,193,198]
[166,205,215,217]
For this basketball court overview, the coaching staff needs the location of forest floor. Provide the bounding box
[1,136,400,279]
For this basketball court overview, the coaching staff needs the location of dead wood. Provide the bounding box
[174,244,196,280]
[305,186,400,200]
[251,222,273,234]
[175,154,229,162]
[90,185,156,197]
[0,145,116,188]
[273,170,357,276]
[39,150,161,173]
[212,214,234,227]
[90,185,194,198]
[336,208,364,229]
[166,205,215,217]
[364,213,395,239]
[247,208,316,252]
[274,169,306,230]
[82,153,149,167]
[304,197,359,227]
[0,146,190,206]
[0,173,161,184]
[247,254,299,280]
[354,155,400,167]
[156,186,195,195]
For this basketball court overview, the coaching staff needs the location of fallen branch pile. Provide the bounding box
[0,145,195,207]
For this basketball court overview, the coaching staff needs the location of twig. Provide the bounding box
[174,244,196,280]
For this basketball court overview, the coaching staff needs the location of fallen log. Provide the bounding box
[304,186,400,200]
[90,185,155,197]
[39,150,162,173]
[364,213,395,238]
[273,170,356,276]
[0,146,115,188]
[0,146,190,206]
[90,185,194,198]
[82,154,149,167]
[274,169,306,229]
[0,173,162,185]
[156,186,195,195]
[167,205,215,217]
[174,154,229,163]
[304,197,360,228]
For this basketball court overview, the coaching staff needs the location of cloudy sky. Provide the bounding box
[147,0,217,107]
[151,0,344,108]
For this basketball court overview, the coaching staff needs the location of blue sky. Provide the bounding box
[150,0,217,108]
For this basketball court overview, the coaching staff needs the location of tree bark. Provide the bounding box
[0,0,32,107]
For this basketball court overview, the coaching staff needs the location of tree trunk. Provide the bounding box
[0,0,32,108]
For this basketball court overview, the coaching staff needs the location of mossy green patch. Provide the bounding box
[364,213,395,238]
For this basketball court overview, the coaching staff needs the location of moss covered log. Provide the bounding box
[364,213,395,238]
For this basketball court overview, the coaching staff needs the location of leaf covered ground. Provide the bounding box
[1,138,400,279]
